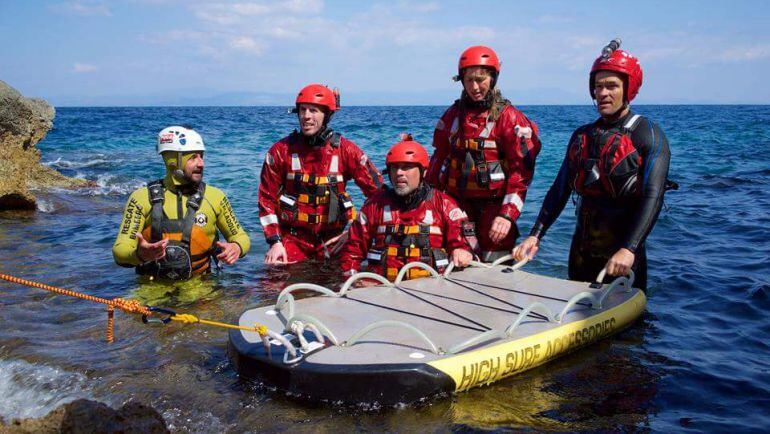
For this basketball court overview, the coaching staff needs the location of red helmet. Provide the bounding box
[386,134,429,170]
[295,84,338,112]
[590,49,643,102]
[458,45,501,74]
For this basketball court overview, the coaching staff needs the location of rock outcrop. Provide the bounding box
[0,399,169,434]
[0,80,87,210]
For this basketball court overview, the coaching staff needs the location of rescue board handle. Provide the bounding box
[505,302,556,335]
[443,255,528,277]
[394,262,440,284]
[276,283,340,318]
[447,329,506,354]
[339,272,393,295]
[343,320,441,355]
[556,272,635,322]
[593,267,636,289]
[285,313,340,346]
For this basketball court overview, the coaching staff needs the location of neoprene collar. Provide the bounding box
[390,182,432,211]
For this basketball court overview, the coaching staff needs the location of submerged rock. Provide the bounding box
[0,399,169,434]
[0,80,87,210]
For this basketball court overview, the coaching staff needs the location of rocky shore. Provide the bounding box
[0,80,87,210]
[0,399,169,434]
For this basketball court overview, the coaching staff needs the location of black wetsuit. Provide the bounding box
[530,111,670,290]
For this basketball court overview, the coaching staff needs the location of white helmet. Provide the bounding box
[157,126,205,154]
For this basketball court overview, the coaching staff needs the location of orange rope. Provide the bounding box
[0,272,152,342]
[107,306,115,343]
[0,273,151,315]
[0,272,272,342]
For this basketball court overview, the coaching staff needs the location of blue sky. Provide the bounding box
[1,0,769,106]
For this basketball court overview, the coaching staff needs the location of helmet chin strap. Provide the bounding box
[303,125,334,147]
[169,152,198,186]
[173,152,188,182]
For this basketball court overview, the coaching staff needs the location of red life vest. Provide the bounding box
[568,114,644,198]
[365,191,450,281]
[277,133,356,231]
[441,107,508,198]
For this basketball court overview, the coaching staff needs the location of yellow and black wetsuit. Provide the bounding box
[112,178,250,280]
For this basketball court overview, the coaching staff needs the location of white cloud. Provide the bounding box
[230,36,266,55]
[720,45,770,61]
[397,1,440,13]
[567,36,604,49]
[50,1,111,16]
[72,63,98,73]
[193,0,324,25]
[536,14,573,24]
[140,29,213,44]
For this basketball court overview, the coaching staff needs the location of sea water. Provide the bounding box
[0,105,768,431]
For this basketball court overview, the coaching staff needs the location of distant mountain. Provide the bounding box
[49,87,765,107]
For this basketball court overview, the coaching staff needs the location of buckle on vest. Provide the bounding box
[187,193,202,211]
[149,185,164,204]
[476,161,490,186]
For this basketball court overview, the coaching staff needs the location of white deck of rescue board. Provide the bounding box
[237,267,636,366]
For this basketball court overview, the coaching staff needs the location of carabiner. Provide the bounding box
[141,306,177,325]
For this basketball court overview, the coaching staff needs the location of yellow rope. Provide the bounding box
[170,314,268,336]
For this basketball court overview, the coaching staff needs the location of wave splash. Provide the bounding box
[44,154,121,170]
[0,359,92,421]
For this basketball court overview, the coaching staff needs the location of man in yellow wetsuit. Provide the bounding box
[113,126,250,280]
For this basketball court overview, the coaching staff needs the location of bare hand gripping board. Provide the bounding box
[228,260,646,405]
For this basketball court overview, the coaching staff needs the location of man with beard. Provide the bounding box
[340,135,473,281]
[259,84,383,264]
[113,126,250,281]
[512,40,671,290]
[427,46,542,262]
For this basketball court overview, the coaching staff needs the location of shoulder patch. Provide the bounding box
[448,208,467,221]
[265,152,274,166]
[194,212,208,227]
[435,119,445,131]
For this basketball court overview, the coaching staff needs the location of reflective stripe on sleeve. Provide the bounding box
[502,193,524,211]
[260,214,278,226]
